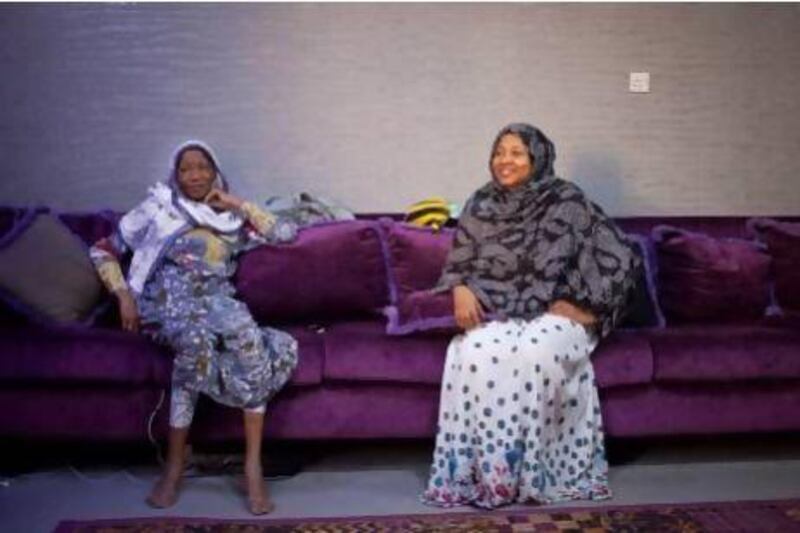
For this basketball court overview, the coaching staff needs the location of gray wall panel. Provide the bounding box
[1,4,798,215]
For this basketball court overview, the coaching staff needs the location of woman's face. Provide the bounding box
[491,133,533,189]
[176,149,215,201]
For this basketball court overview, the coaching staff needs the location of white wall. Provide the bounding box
[1,3,799,215]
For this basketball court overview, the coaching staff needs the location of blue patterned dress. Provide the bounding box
[136,228,298,427]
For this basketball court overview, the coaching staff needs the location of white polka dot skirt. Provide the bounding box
[422,313,611,509]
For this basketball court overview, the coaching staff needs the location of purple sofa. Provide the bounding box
[2,207,800,444]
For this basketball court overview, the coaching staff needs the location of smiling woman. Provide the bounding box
[421,123,642,509]
[491,134,533,190]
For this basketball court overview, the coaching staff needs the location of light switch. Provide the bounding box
[629,72,650,93]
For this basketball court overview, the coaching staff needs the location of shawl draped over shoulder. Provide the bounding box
[117,140,246,294]
[438,124,642,338]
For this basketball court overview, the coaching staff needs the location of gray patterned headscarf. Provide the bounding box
[438,123,641,337]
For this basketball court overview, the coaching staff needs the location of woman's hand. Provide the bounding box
[454,285,484,330]
[548,299,596,326]
[204,189,244,211]
[117,289,140,333]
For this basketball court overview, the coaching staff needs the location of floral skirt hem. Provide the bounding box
[423,315,611,511]
[420,479,611,510]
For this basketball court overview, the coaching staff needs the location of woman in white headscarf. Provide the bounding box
[90,141,297,514]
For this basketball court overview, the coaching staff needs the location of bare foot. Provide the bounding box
[146,474,181,509]
[243,465,274,515]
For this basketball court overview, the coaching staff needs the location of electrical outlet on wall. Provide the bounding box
[629,72,650,93]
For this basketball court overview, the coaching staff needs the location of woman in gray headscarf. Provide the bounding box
[422,123,641,509]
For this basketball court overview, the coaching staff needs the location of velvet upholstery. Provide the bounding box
[322,320,451,385]
[0,388,163,441]
[622,235,665,328]
[382,230,661,335]
[601,382,800,436]
[0,324,170,386]
[653,225,772,323]
[617,217,753,240]
[3,209,800,444]
[0,323,323,388]
[649,325,800,381]
[281,325,325,386]
[58,210,121,247]
[380,220,454,301]
[235,221,389,322]
[383,289,458,336]
[188,385,442,441]
[749,218,800,314]
[591,330,654,388]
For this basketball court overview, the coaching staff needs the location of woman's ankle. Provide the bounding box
[243,460,263,476]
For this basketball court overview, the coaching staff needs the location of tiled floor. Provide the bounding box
[2,434,800,533]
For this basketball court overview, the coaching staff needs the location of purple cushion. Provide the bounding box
[384,290,458,335]
[617,235,664,329]
[384,233,662,335]
[653,225,771,324]
[235,221,390,322]
[0,324,170,386]
[592,330,654,388]
[322,319,451,385]
[649,325,800,381]
[190,385,442,440]
[617,217,752,240]
[379,220,458,335]
[749,218,800,314]
[601,383,800,437]
[58,210,121,247]
[281,325,325,386]
[0,388,166,441]
[383,289,503,336]
[324,318,654,390]
[380,220,454,302]
[0,322,323,388]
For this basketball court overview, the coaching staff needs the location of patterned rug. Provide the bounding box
[54,499,800,532]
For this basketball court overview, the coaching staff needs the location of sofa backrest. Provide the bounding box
[374,215,800,330]
[616,217,753,239]
[2,206,799,329]
[234,220,391,322]
[58,210,121,247]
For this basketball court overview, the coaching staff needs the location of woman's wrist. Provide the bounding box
[549,299,596,325]
[114,287,132,300]
[239,202,276,234]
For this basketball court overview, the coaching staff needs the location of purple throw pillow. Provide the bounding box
[748,218,800,315]
[653,225,771,324]
[379,220,458,335]
[381,224,663,335]
[58,210,121,247]
[235,220,390,322]
[384,289,458,335]
[617,235,665,329]
[384,289,504,336]
[380,220,454,303]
